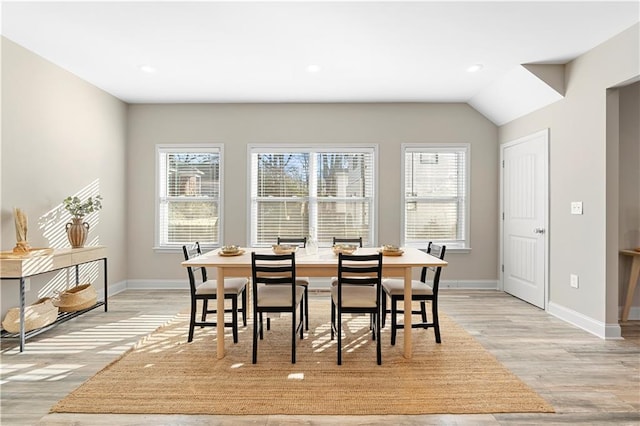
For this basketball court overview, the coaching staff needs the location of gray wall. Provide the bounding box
[0,38,128,314]
[127,103,499,283]
[499,24,639,329]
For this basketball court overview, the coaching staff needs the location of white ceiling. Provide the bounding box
[2,1,639,125]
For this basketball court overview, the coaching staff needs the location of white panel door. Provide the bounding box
[502,129,548,309]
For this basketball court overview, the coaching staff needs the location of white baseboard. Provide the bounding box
[104,280,127,297]
[439,280,498,290]
[548,301,622,340]
[125,279,187,290]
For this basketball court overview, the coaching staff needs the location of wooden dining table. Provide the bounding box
[181,246,448,359]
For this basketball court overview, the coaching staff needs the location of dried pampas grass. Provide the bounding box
[13,207,31,253]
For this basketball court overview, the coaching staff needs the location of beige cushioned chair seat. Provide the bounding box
[330,285,377,308]
[296,277,310,286]
[195,278,248,296]
[257,284,305,307]
[382,278,434,296]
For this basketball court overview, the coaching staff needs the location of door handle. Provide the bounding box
[533,227,545,234]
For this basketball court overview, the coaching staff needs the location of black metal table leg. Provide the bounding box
[19,277,25,352]
[103,258,108,311]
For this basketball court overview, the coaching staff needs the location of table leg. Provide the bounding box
[403,268,412,359]
[103,258,108,311]
[216,267,226,359]
[622,256,640,322]
[19,277,25,352]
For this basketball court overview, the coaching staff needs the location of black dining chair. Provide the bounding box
[331,252,383,365]
[251,252,305,364]
[330,236,364,287]
[277,236,310,330]
[182,242,248,343]
[381,242,446,345]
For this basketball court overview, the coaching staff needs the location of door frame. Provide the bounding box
[499,128,550,309]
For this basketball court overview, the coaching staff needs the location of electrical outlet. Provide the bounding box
[571,201,583,215]
[24,278,31,292]
[570,274,579,288]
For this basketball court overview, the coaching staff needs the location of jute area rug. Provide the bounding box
[51,298,554,415]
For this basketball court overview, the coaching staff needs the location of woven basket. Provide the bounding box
[2,297,59,334]
[55,284,97,312]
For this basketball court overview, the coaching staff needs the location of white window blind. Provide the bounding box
[402,144,469,249]
[156,145,222,248]
[249,146,376,247]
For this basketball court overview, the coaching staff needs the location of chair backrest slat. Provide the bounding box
[333,236,363,247]
[277,237,307,248]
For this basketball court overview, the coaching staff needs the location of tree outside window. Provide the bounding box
[250,147,376,247]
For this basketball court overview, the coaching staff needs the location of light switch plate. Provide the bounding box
[571,201,583,215]
[570,274,579,288]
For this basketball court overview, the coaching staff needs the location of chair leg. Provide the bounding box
[252,309,259,364]
[291,309,296,364]
[299,302,304,340]
[337,306,342,366]
[390,296,398,346]
[304,288,309,330]
[188,298,197,343]
[420,301,428,326]
[381,293,387,328]
[376,309,382,365]
[201,299,208,327]
[241,287,248,326]
[330,299,335,340]
[372,312,377,341]
[231,296,238,343]
[432,299,441,343]
[259,312,264,340]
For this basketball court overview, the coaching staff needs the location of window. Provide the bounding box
[249,146,377,247]
[402,144,469,250]
[156,145,223,249]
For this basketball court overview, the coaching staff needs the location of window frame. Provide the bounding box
[247,144,378,248]
[401,143,470,251]
[154,144,224,251]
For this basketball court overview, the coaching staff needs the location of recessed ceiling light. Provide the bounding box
[139,64,157,73]
[466,64,484,73]
[306,64,321,73]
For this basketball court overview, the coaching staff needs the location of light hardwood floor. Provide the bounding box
[1,290,638,425]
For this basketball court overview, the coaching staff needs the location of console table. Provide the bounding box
[0,246,108,352]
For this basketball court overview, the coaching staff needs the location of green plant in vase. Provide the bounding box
[63,195,103,248]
